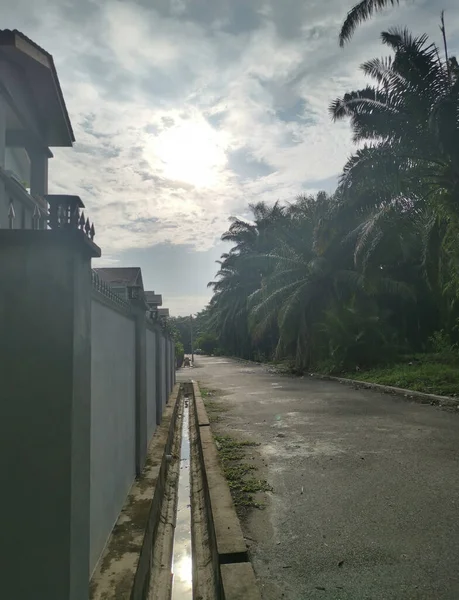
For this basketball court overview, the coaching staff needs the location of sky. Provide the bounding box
[3,0,459,315]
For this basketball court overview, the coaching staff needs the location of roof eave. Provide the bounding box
[0,29,75,147]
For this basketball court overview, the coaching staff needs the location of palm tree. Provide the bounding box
[339,0,401,46]
[208,202,288,358]
[248,193,362,369]
[331,28,459,223]
[208,253,254,358]
[330,27,459,346]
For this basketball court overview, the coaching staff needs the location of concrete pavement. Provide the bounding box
[189,356,459,600]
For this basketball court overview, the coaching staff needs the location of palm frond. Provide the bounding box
[339,0,399,47]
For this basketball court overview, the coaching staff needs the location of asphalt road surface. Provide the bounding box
[188,356,459,600]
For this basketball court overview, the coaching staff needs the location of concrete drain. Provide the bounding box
[171,394,192,599]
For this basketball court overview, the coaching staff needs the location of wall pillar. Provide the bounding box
[29,148,49,197]
[133,308,147,475]
[0,229,100,600]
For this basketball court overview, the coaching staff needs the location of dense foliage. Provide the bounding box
[195,332,219,355]
[205,26,459,374]
[175,340,185,368]
[170,309,212,354]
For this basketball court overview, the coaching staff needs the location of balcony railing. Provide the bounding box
[0,166,47,229]
[1,168,96,241]
[46,195,95,240]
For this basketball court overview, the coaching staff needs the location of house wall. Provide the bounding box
[0,62,48,230]
[0,89,43,230]
[5,146,30,184]
[89,298,136,572]
[0,58,43,138]
[146,327,157,443]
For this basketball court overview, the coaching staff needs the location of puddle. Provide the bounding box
[171,396,193,599]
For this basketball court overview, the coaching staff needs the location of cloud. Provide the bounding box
[3,0,459,313]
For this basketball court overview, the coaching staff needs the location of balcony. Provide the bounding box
[0,165,47,229]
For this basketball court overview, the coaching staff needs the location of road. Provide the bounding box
[190,356,459,600]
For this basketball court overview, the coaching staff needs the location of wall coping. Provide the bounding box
[0,228,101,257]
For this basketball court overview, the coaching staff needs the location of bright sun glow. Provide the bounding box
[148,121,227,188]
[175,554,192,586]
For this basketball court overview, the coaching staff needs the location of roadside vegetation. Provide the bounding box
[214,435,272,517]
[200,387,227,423]
[178,14,459,398]
[171,7,459,398]
[345,354,459,397]
[200,387,272,514]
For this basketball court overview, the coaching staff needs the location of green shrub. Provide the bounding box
[175,341,184,368]
[195,333,219,355]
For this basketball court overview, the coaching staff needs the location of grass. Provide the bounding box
[200,387,228,423]
[343,353,459,397]
[200,386,223,399]
[214,435,273,515]
[200,385,273,513]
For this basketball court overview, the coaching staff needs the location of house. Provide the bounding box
[94,267,149,307]
[95,268,169,320]
[145,291,162,319]
[0,29,74,229]
[145,291,162,310]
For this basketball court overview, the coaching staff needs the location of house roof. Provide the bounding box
[0,29,75,146]
[158,308,170,318]
[145,291,162,307]
[94,267,144,289]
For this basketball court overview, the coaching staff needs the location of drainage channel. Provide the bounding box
[171,394,193,599]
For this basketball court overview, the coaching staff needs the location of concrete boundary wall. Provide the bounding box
[90,385,181,600]
[0,227,176,600]
[89,296,175,575]
[90,297,137,572]
[160,335,167,409]
[146,327,158,442]
[190,381,262,600]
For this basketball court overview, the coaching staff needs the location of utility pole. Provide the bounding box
[190,314,194,365]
